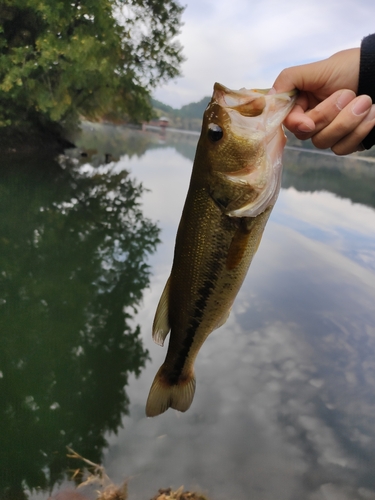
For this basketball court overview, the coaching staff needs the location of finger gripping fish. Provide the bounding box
[146,83,296,417]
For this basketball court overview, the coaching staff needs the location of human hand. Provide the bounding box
[272,48,375,155]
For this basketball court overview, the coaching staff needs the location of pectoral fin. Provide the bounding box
[152,277,171,346]
[226,211,272,270]
[226,218,253,270]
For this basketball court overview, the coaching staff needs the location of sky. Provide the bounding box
[153,0,375,108]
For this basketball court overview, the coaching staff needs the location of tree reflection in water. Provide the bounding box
[0,152,160,498]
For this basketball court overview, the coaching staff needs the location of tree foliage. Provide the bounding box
[0,0,184,133]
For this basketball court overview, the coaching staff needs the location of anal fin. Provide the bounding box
[214,307,231,330]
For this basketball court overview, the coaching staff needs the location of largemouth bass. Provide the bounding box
[146,83,296,417]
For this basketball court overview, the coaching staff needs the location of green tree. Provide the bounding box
[0,0,184,137]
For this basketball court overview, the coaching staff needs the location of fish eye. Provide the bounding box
[207,123,223,142]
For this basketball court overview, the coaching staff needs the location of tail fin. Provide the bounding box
[145,366,196,417]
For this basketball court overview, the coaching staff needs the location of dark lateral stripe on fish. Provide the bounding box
[167,242,229,385]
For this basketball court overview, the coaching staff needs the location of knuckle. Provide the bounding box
[295,131,313,140]
[311,134,329,150]
[331,144,348,156]
[278,68,291,80]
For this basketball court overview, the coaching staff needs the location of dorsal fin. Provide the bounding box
[152,277,171,346]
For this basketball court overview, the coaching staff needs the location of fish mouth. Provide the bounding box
[214,82,295,109]
[211,83,297,218]
[212,82,296,141]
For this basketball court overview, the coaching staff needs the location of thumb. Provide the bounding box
[272,66,301,93]
[272,59,329,94]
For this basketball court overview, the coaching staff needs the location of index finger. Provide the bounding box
[282,93,315,134]
[284,89,356,139]
[305,89,356,135]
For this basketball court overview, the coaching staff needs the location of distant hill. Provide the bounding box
[178,97,211,119]
[151,96,210,119]
[151,96,211,131]
[150,99,176,115]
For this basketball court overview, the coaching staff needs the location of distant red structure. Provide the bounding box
[142,116,169,131]
[158,116,169,128]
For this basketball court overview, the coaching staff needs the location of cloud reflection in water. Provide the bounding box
[102,149,375,500]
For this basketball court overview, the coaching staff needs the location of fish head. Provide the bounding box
[199,82,297,217]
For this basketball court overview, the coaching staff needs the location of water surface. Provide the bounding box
[2,124,375,500]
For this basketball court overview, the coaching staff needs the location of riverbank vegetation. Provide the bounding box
[0,0,184,151]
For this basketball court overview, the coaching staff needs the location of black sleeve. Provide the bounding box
[358,33,375,149]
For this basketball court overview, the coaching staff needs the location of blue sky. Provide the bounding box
[153,0,375,108]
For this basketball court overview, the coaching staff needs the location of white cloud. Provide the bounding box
[277,187,375,236]
[155,0,375,107]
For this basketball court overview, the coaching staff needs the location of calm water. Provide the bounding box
[2,123,375,500]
